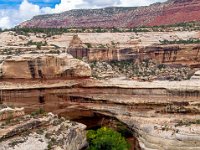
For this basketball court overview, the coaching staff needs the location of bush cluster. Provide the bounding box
[87,127,130,150]
[160,38,200,45]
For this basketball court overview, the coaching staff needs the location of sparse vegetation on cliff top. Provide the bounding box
[160,38,200,45]
[90,60,194,81]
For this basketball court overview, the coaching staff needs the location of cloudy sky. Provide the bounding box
[0,0,167,29]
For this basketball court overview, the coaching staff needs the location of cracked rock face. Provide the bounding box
[0,54,91,79]
[0,112,87,150]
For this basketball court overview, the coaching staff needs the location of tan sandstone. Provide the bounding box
[0,54,91,79]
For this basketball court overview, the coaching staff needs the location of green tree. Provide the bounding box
[87,127,130,150]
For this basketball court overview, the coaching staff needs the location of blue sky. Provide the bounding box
[0,0,60,8]
[0,0,167,29]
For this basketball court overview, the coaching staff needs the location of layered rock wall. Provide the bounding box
[1,79,200,150]
[68,45,200,67]
[0,113,87,150]
[0,54,91,79]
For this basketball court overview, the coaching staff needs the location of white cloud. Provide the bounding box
[0,0,43,29]
[81,0,121,8]
[0,17,11,29]
[42,0,167,14]
[0,0,87,29]
[118,0,166,6]
[19,0,41,19]
[52,0,84,13]
[0,0,167,29]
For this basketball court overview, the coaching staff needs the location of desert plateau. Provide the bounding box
[0,0,200,150]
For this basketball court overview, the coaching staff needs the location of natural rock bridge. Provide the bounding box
[1,78,200,150]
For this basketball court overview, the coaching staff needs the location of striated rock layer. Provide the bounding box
[69,44,200,67]
[1,78,200,150]
[0,54,91,79]
[20,0,200,28]
[0,111,87,150]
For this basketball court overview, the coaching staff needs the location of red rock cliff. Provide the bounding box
[19,0,200,28]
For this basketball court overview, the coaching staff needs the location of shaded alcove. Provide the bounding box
[71,112,141,150]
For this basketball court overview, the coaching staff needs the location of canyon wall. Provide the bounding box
[68,45,200,67]
[1,79,200,150]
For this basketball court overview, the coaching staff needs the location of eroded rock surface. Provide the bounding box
[191,70,200,80]
[0,106,24,121]
[0,111,87,150]
[0,54,91,79]
[0,30,199,150]
[0,78,200,150]
[71,79,200,150]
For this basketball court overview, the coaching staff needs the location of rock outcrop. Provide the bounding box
[0,106,24,121]
[191,70,200,80]
[68,44,200,68]
[0,78,200,149]
[19,0,200,28]
[0,112,87,150]
[0,54,91,79]
[66,79,200,150]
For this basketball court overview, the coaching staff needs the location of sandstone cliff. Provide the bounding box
[0,54,91,79]
[68,44,200,68]
[0,78,200,149]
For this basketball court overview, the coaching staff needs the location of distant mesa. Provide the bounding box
[19,0,200,28]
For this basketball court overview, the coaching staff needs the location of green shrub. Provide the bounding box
[97,44,106,48]
[87,127,130,150]
[26,40,48,49]
[31,108,45,117]
[85,43,92,48]
[159,38,200,45]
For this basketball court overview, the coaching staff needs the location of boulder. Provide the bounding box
[191,70,200,80]
[0,106,25,121]
[0,54,91,79]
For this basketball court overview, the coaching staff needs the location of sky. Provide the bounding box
[0,0,167,29]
